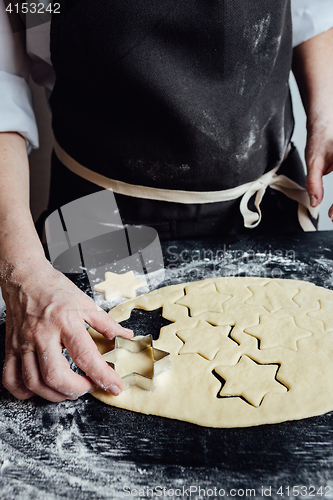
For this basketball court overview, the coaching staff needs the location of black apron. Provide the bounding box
[47,0,309,240]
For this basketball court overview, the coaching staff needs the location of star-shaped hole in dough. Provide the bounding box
[308,299,333,333]
[214,355,288,407]
[119,308,174,341]
[176,283,231,316]
[94,271,146,301]
[176,320,237,360]
[246,281,299,313]
[244,315,311,351]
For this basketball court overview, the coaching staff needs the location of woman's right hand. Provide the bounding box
[2,258,132,402]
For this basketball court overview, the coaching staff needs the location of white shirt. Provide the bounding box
[0,0,333,151]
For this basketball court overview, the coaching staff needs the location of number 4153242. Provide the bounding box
[277,485,331,497]
[5,3,60,14]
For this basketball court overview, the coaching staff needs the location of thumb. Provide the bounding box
[305,155,325,207]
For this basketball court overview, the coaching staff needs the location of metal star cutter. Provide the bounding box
[102,335,171,391]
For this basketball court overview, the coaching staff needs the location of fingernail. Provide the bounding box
[123,328,133,336]
[106,384,121,396]
[310,195,317,207]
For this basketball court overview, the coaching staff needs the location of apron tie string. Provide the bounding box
[239,163,319,231]
[54,141,318,232]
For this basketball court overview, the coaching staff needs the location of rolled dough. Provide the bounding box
[89,277,333,427]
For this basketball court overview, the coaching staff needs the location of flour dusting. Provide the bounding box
[1,236,333,497]
[252,14,271,51]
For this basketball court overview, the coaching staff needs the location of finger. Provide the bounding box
[2,354,35,400]
[21,349,69,402]
[75,293,133,339]
[62,322,123,395]
[306,156,325,207]
[329,204,333,221]
[85,307,133,341]
[36,337,95,398]
[322,142,333,176]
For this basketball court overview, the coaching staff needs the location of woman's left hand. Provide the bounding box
[292,27,333,220]
[305,115,333,217]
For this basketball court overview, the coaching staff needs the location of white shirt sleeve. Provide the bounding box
[292,0,333,47]
[0,1,39,151]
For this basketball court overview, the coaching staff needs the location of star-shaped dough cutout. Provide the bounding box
[94,271,145,301]
[215,356,287,407]
[245,315,311,351]
[308,299,333,332]
[176,283,231,316]
[176,320,236,360]
[113,346,154,378]
[246,281,299,313]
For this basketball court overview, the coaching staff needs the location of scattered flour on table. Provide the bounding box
[1,247,333,497]
[0,397,136,499]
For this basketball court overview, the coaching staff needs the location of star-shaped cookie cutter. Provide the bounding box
[102,335,171,391]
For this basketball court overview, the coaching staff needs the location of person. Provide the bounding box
[0,0,333,402]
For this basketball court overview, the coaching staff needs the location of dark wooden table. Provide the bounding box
[1,231,333,500]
